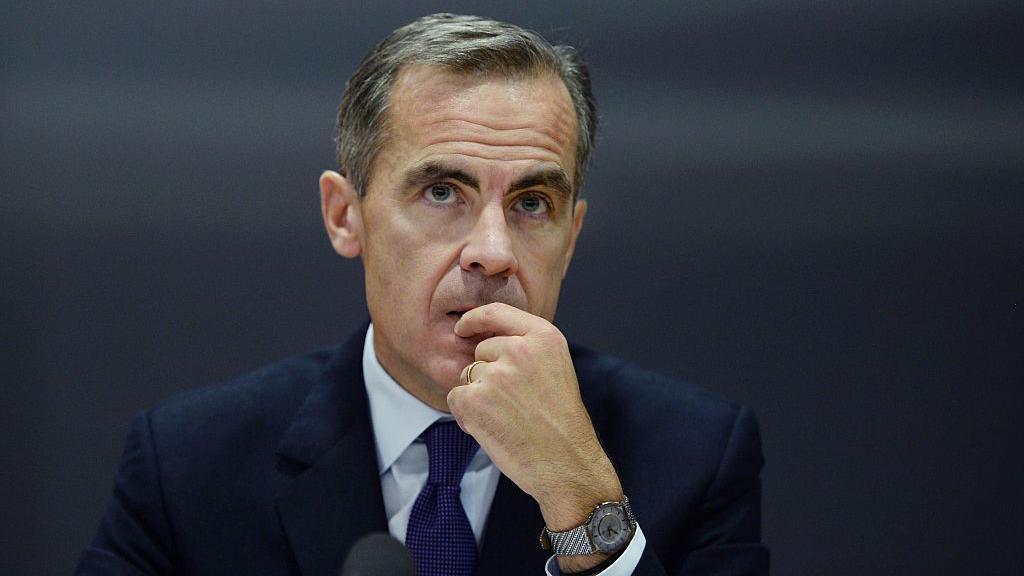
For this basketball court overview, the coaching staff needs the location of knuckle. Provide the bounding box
[489,363,508,382]
[540,324,565,344]
[460,384,483,409]
[449,387,479,424]
[508,338,530,358]
[476,346,492,362]
[454,415,473,437]
[447,384,464,403]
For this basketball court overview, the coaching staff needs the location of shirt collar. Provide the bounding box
[362,323,449,475]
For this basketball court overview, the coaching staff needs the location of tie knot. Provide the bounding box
[423,421,479,487]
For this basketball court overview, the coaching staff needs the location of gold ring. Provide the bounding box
[466,360,485,385]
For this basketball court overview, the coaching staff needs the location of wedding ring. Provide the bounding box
[465,360,485,385]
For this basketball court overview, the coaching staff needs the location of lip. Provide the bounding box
[445,304,478,319]
[441,306,495,343]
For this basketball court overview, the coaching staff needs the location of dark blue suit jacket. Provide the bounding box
[77,326,768,575]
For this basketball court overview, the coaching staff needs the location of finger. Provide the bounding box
[458,360,489,386]
[446,385,469,423]
[455,302,540,338]
[446,379,485,434]
[474,336,520,362]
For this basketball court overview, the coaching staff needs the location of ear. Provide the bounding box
[561,198,587,278]
[319,170,363,258]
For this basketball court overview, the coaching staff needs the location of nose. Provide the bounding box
[459,202,518,277]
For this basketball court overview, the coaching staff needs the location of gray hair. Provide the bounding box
[334,13,597,197]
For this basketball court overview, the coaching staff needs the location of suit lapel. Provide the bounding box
[477,474,549,575]
[274,325,388,576]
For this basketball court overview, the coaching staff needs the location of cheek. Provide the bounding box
[364,221,456,308]
[517,238,573,313]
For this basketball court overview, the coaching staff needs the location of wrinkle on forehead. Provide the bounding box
[420,119,567,161]
[385,65,578,180]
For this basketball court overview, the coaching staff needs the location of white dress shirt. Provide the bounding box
[362,324,645,575]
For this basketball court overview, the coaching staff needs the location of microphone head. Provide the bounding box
[340,532,415,576]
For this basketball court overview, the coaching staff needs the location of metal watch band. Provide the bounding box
[546,523,596,555]
[541,496,636,556]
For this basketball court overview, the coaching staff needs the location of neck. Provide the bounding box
[371,326,451,412]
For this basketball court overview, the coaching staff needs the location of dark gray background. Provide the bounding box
[2,1,1021,574]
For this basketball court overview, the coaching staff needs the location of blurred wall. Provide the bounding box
[2,1,1021,574]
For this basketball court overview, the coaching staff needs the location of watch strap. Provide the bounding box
[545,523,596,555]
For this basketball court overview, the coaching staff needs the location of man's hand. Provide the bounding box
[448,302,624,572]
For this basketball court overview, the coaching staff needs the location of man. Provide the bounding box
[77,13,768,576]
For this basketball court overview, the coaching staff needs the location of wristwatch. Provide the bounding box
[539,496,636,556]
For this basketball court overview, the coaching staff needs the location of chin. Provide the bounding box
[428,353,472,388]
[428,322,475,352]
[418,323,477,382]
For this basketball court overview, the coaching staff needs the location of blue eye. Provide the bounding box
[425,183,458,205]
[516,193,549,215]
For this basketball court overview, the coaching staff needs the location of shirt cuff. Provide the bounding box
[544,524,646,576]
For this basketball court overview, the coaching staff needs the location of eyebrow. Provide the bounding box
[511,168,573,206]
[402,161,479,191]
[402,161,574,205]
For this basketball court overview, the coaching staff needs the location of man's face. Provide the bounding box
[325,65,587,410]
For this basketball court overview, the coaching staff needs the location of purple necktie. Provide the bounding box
[406,420,480,576]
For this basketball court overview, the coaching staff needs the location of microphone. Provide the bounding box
[340,532,416,576]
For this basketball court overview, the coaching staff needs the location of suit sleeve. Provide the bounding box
[634,405,770,576]
[75,411,176,575]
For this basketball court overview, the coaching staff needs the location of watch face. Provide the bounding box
[589,503,632,553]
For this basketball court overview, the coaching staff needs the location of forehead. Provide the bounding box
[380,64,578,185]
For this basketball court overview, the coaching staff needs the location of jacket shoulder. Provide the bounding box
[143,345,340,477]
[150,346,334,428]
[571,343,746,427]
